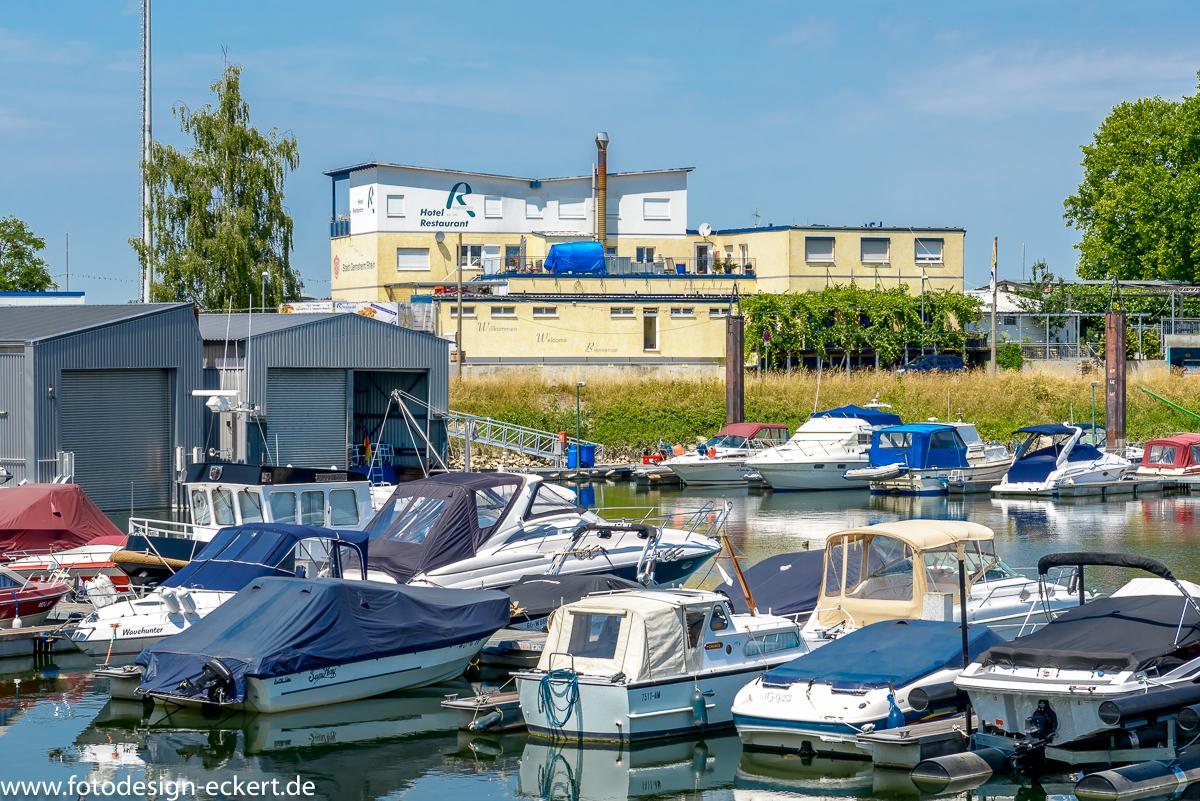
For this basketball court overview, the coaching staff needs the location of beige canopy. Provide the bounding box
[815,520,997,629]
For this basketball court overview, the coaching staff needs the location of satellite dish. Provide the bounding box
[698,223,712,238]
[435,232,446,243]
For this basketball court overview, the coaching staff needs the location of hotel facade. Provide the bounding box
[326,137,965,370]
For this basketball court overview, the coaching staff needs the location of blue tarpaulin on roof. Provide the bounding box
[544,242,606,274]
[814,405,902,427]
[761,619,1003,691]
[136,577,510,703]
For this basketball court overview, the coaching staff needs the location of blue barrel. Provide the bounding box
[567,444,580,469]
[580,443,597,468]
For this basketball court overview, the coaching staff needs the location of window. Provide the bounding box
[635,246,655,264]
[610,306,635,319]
[532,306,558,318]
[710,605,730,631]
[709,308,729,319]
[396,247,430,271]
[269,491,297,524]
[686,611,706,647]
[929,430,962,450]
[643,308,658,351]
[845,535,914,601]
[879,431,913,449]
[475,484,518,529]
[1002,315,1017,326]
[525,199,544,219]
[212,488,235,526]
[1149,445,1179,464]
[458,244,483,268]
[861,237,890,264]
[670,307,695,319]
[490,306,516,318]
[805,236,835,263]
[745,630,802,657]
[567,612,622,659]
[739,244,749,264]
[386,194,406,217]
[190,489,211,526]
[380,496,446,544]
[300,491,324,526]
[526,484,580,519]
[483,195,503,219]
[915,237,945,263]
[329,489,359,527]
[449,306,476,318]
[643,197,671,221]
[237,490,264,523]
[558,198,586,219]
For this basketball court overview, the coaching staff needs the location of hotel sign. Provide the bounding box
[420,182,476,229]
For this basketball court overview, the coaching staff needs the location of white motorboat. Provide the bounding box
[135,577,511,712]
[1136,433,1200,477]
[69,523,369,660]
[662,423,791,485]
[956,552,1200,765]
[991,424,1134,497]
[844,422,1011,496]
[515,589,809,741]
[363,472,722,590]
[732,618,1004,757]
[746,405,902,491]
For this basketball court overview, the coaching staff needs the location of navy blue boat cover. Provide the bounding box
[506,573,641,625]
[761,619,1004,691]
[813,405,902,427]
[716,550,823,618]
[161,524,368,593]
[543,242,605,274]
[136,577,510,703]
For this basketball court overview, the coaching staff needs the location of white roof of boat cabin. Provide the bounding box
[562,588,724,613]
[830,519,995,550]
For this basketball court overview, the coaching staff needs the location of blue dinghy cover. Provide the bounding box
[761,619,1003,691]
[136,577,510,703]
[813,405,902,427]
[716,550,823,618]
[543,241,605,274]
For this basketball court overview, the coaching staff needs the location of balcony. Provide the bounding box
[330,218,350,238]
[486,256,756,278]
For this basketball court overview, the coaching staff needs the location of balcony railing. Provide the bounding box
[479,256,756,277]
[330,218,350,238]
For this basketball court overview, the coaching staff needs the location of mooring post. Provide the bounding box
[726,312,745,426]
[1105,310,1127,452]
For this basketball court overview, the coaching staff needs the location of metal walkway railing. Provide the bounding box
[445,411,604,465]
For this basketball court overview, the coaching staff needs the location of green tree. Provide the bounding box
[0,216,55,291]
[1064,77,1200,281]
[132,63,302,308]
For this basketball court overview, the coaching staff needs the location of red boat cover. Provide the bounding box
[0,485,124,559]
[1143,433,1200,469]
[715,422,790,438]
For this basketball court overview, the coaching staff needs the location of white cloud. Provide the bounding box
[0,27,91,65]
[0,107,39,131]
[771,20,834,47]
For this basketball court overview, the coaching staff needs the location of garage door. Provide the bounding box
[266,368,348,468]
[60,369,171,510]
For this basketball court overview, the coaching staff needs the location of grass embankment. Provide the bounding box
[451,370,1200,457]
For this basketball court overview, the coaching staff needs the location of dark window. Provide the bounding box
[928,430,961,450]
[710,605,730,632]
[567,613,622,659]
[686,611,706,647]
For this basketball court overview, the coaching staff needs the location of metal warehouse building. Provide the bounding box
[198,313,450,474]
[0,304,203,509]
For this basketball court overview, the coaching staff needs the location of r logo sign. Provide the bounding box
[446,182,475,217]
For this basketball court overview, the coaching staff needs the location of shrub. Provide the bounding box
[996,341,1024,371]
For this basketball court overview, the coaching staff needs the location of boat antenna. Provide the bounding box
[722,534,757,615]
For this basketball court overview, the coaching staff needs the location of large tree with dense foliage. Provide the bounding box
[131,63,302,308]
[0,216,55,291]
[1064,78,1200,282]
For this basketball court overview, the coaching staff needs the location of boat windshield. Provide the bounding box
[956,426,984,447]
[368,495,448,544]
[704,435,750,449]
[1016,432,1072,460]
[921,542,1014,590]
[1147,444,1180,465]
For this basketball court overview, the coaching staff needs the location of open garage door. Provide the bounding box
[60,369,172,510]
[265,368,348,468]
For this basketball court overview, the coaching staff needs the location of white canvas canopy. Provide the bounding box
[537,590,720,682]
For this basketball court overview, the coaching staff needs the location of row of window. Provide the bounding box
[804,236,945,265]
[450,305,730,320]
[190,487,360,528]
[383,194,671,222]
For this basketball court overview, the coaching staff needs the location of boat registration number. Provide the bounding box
[762,690,793,704]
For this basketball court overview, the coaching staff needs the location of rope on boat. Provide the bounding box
[537,668,579,729]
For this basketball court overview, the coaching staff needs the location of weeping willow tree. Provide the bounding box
[131,63,303,308]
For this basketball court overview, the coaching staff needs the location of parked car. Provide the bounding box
[895,354,965,374]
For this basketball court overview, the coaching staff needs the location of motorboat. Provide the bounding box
[732,619,1004,757]
[515,588,809,741]
[661,423,791,485]
[956,552,1200,765]
[362,472,721,590]
[0,564,70,628]
[135,576,510,712]
[70,523,369,660]
[844,422,1011,496]
[506,573,642,631]
[991,424,1134,497]
[746,405,902,491]
[715,549,825,622]
[1137,433,1200,478]
[805,520,1081,641]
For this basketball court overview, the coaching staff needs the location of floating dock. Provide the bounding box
[526,464,639,483]
[479,628,546,670]
[857,713,973,769]
[0,625,74,659]
[991,477,1191,499]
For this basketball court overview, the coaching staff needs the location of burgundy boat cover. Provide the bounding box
[0,485,124,559]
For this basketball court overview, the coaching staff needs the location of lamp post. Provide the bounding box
[260,269,268,313]
[575,381,586,445]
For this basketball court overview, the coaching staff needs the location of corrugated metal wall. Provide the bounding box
[265,368,349,468]
[0,349,27,483]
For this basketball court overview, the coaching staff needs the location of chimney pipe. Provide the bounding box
[595,131,609,246]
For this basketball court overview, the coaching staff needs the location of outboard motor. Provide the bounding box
[1012,699,1058,774]
[176,658,235,705]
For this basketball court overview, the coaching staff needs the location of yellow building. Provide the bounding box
[326,139,964,370]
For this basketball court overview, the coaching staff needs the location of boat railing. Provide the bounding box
[128,517,204,541]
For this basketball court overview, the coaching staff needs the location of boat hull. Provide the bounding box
[753,459,867,491]
[992,464,1136,497]
[869,461,1011,496]
[0,583,69,628]
[663,459,753,485]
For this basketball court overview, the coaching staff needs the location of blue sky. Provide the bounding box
[3,1,1199,302]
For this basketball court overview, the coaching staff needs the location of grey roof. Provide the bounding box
[323,161,694,181]
[0,303,191,344]
[198,312,445,344]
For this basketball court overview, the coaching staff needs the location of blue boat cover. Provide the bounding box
[161,524,369,593]
[136,577,510,703]
[1007,425,1105,484]
[716,550,823,618]
[761,619,1004,691]
[543,242,605,274]
[813,405,902,427]
[868,423,968,470]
